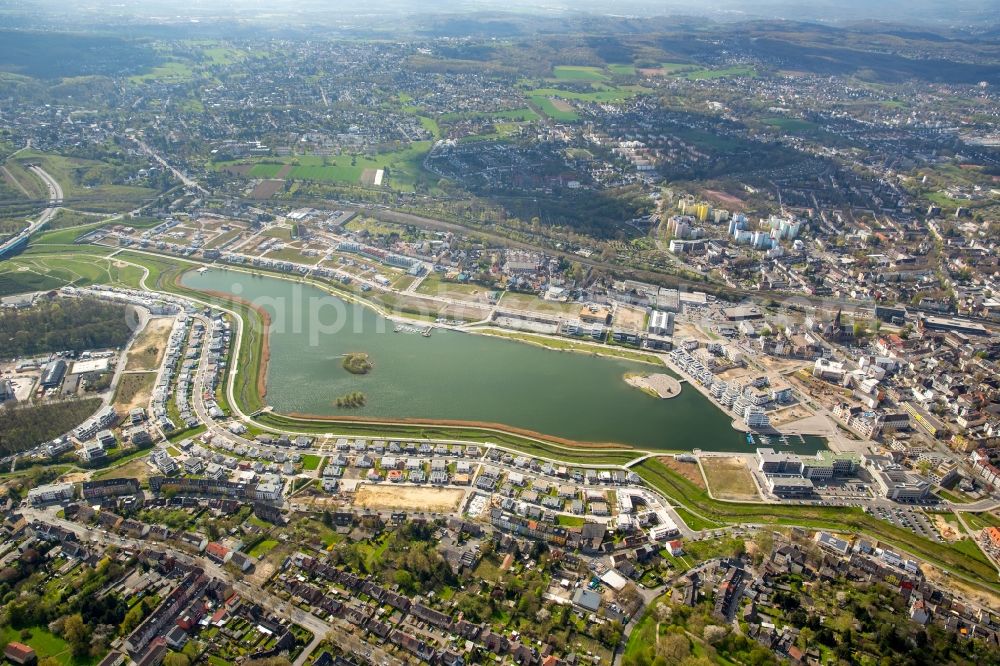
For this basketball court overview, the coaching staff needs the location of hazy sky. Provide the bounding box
[9,0,1000,27]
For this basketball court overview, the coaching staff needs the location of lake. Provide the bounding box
[182,268,825,453]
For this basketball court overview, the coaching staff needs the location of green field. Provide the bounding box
[552,65,608,81]
[965,512,1000,531]
[0,249,144,296]
[556,515,586,527]
[529,96,579,121]
[527,85,644,103]
[660,62,695,74]
[217,142,432,191]
[674,506,722,531]
[248,163,285,178]
[607,63,637,76]
[129,60,195,84]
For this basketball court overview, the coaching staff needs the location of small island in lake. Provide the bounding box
[342,352,373,374]
[335,391,366,408]
[624,372,682,399]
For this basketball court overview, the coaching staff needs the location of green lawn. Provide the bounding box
[673,506,722,531]
[0,624,98,665]
[0,249,141,296]
[248,539,279,558]
[557,515,586,527]
[965,512,1000,531]
[301,454,323,471]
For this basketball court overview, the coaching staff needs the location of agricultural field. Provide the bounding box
[552,65,608,81]
[607,63,637,76]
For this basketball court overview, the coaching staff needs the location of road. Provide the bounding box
[127,133,208,195]
[0,164,63,257]
[23,506,402,665]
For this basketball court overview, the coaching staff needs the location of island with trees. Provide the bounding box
[335,391,366,408]
[341,352,373,375]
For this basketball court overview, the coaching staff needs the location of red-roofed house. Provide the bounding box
[205,542,230,564]
[3,642,37,665]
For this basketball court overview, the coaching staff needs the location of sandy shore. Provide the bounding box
[625,373,682,399]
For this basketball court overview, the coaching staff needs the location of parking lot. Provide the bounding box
[872,506,943,542]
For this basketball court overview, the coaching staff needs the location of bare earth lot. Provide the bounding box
[661,456,706,490]
[701,456,760,500]
[353,485,465,512]
[614,305,646,330]
[113,371,157,413]
[125,317,174,371]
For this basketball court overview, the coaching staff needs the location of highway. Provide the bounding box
[0,164,63,258]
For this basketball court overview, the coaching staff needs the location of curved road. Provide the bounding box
[0,164,63,257]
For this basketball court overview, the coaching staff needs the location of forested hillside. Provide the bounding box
[0,297,132,358]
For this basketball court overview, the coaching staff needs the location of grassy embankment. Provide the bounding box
[634,458,1000,592]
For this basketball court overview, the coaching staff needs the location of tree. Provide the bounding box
[656,631,690,662]
[703,624,728,644]
[120,599,148,634]
[61,613,89,658]
[797,626,815,652]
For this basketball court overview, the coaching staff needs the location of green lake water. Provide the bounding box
[182,268,825,453]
